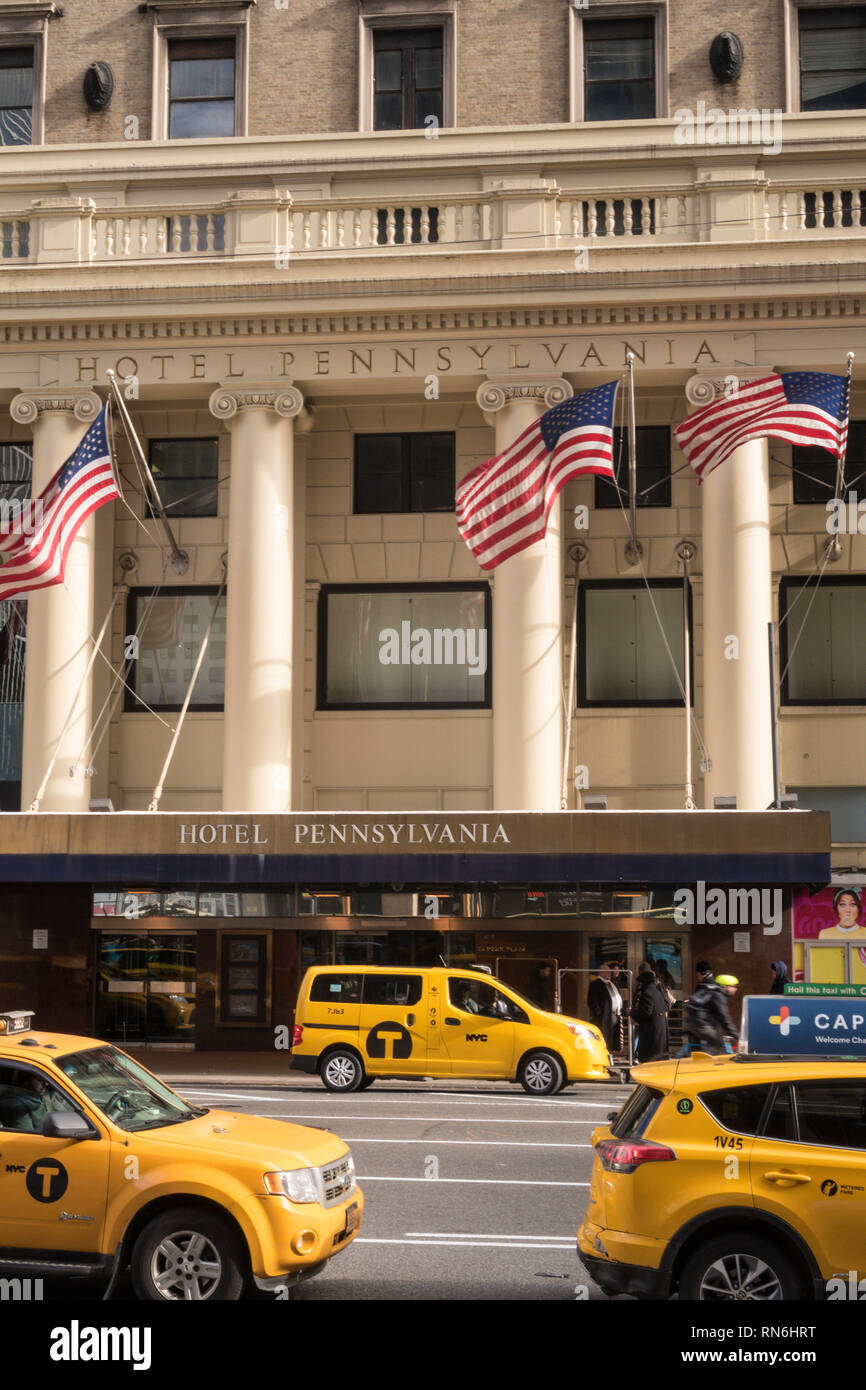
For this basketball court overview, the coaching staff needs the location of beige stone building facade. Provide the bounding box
[0,0,860,1048]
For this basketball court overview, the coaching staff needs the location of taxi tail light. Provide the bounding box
[292,1024,303,1048]
[595,1138,676,1173]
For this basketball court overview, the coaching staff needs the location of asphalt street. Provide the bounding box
[174,1077,630,1301]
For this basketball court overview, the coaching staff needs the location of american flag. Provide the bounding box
[456,381,619,569]
[0,404,119,602]
[674,372,849,482]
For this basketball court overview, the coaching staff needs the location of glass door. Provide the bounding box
[95,932,197,1047]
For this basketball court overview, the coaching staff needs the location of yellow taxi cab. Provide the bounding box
[290,964,611,1094]
[0,1011,362,1300]
[577,1051,866,1300]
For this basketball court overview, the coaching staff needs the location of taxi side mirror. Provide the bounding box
[42,1112,99,1140]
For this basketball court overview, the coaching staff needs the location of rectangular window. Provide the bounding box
[362,973,423,1006]
[0,46,33,146]
[579,580,691,707]
[583,17,655,121]
[148,438,219,518]
[217,931,271,1025]
[792,420,864,502]
[794,1079,866,1148]
[309,973,362,1003]
[799,5,866,110]
[354,433,455,513]
[373,27,443,130]
[168,36,235,138]
[125,588,226,712]
[780,577,866,703]
[594,425,671,509]
[699,1084,773,1135]
[318,583,491,710]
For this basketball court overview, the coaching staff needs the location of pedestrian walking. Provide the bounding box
[681,960,738,1056]
[587,964,624,1055]
[769,960,788,995]
[630,970,668,1062]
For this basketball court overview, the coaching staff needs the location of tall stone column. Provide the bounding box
[476,376,572,811]
[689,372,775,810]
[209,384,307,812]
[10,391,101,812]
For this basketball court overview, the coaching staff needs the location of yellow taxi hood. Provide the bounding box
[132,1109,350,1171]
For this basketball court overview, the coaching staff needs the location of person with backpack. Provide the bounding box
[681,961,738,1056]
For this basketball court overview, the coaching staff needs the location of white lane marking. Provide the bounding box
[238,1112,599,1125]
[358,1176,589,1186]
[406,1232,574,1240]
[337,1138,591,1147]
[182,1088,618,1111]
[356,1238,574,1250]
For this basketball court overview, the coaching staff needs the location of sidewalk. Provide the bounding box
[140,1051,300,1088]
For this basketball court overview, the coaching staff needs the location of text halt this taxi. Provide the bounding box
[0,1012,362,1300]
[578,1051,866,1300]
[290,965,611,1093]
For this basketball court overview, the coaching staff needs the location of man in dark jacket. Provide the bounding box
[587,964,623,1055]
[631,970,669,1062]
[770,961,788,995]
[683,961,737,1054]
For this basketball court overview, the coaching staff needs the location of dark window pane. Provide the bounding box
[362,973,423,1005]
[408,434,454,511]
[374,48,403,90]
[586,80,654,121]
[309,973,362,1003]
[0,47,33,69]
[595,425,671,508]
[169,99,235,139]
[780,580,866,703]
[795,1080,866,1149]
[373,27,443,131]
[415,47,443,88]
[793,420,864,502]
[356,435,405,512]
[170,56,234,101]
[373,91,403,131]
[355,433,455,513]
[800,7,866,110]
[126,590,226,711]
[700,1084,773,1135]
[610,1084,665,1139]
[763,1084,797,1141]
[0,65,33,107]
[149,438,219,517]
[584,18,655,120]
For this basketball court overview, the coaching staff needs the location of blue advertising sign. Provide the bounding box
[741,994,866,1056]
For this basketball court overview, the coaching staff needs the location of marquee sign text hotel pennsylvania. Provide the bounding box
[178,819,512,848]
[29,332,752,390]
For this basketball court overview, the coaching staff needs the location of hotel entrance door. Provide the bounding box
[95,932,197,1047]
[579,932,689,1053]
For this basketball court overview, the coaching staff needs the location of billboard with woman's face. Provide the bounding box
[793,885,866,983]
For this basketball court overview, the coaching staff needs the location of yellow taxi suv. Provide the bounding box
[0,1011,362,1300]
[290,964,611,1094]
[577,1052,866,1300]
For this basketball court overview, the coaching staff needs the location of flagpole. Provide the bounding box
[768,620,782,809]
[675,541,696,809]
[106,370,189,576]
[561,542,587,810]
[625,352,641,564]
[829,352,855,561]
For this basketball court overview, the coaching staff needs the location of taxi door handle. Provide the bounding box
[407,1013,415,1027]
[445,1017,461,1026]
[763,1170,812,1186]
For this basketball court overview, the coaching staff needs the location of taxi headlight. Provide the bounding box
[264,1168,320,1203]
[566,1022,596,1045]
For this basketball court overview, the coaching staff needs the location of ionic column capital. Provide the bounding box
[208,381,306,423]
[683,369,768,409]
[10,390,101,427]
[476,375,572,418]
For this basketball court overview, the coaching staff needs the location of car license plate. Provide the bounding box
[344,1201,360,1235]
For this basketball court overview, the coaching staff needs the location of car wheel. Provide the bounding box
[679,1233,807,1301]
[130,1206,245,1302]
[320,1049,365,1092]
[518,1050,564,1096]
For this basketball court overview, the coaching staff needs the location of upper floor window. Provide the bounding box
[125,588,226,713]
[168,37,235,138]
[799,5,866,110]
[149,438,219,518]
[579,580,691,707]
[583,16,655,120]
[780,577,866,704]
[0,46,32,145]
[354,433,454,513]
[594,425,671,509]
[373,26,443,130]
[792,420,864,502]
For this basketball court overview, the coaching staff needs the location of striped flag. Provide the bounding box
[0,404,119,602]
[675,372,849,482]
[456,381,619,569]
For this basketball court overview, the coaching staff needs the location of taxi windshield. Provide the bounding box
[56,1046,203,1132]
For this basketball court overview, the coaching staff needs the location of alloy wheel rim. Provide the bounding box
[151,1230,222,1301]
[326,1056,357,1087]
[699,1253,783,1300]
[525,1058,554,1090]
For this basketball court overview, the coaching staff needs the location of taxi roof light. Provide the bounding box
[0,1010,34,1035]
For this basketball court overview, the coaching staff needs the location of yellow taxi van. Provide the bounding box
[290,964,611,1094]
[0,1011,362,1300]
[577,1051,866,1300]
